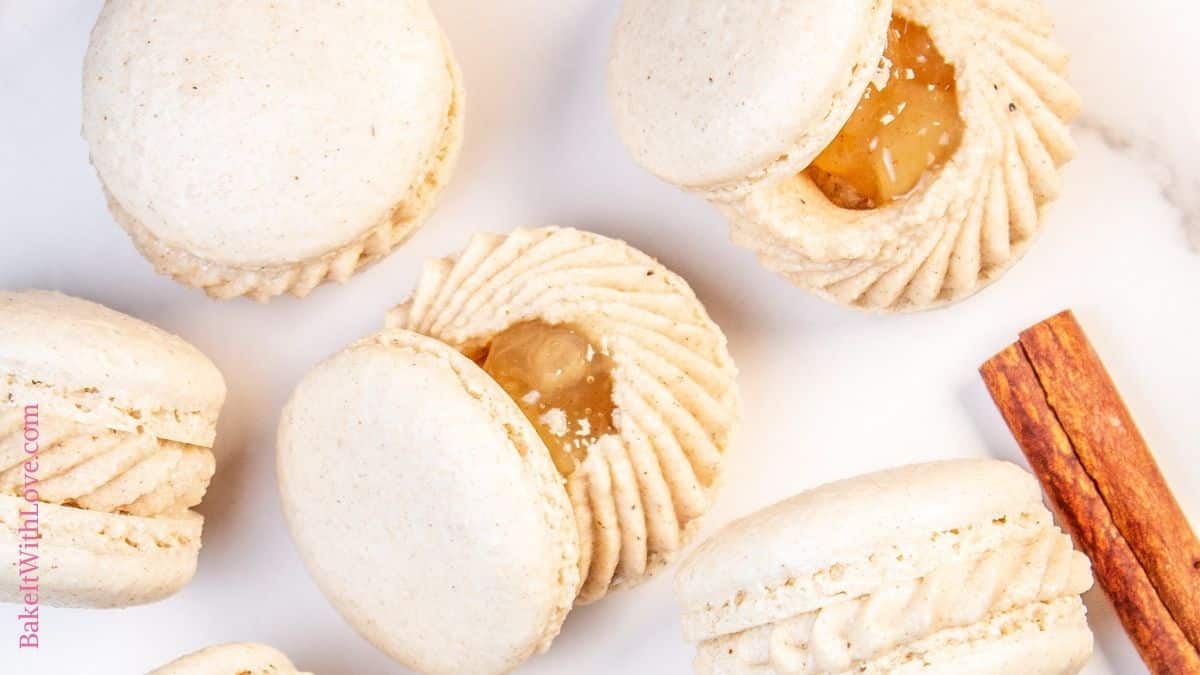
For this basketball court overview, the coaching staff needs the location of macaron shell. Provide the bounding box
[724,0,1080,311]
[608,0,890,196]
[0,496,202,608]
[387,226,740,603]
[0,290,225,446]
[148,642,310,675]
[105,65,463,301]
[277,329,579,675]
[676,459,1050,641]
[83,1,464,300]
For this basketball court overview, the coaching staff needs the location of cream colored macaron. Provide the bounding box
[278,227,738,673]
[609,0,1079,311]
[83,0,463,301]
[0,290,225,607]
[279,330,579,675]
[148,642,309,675]
[675,459,1094,674]
[386,226,740,602]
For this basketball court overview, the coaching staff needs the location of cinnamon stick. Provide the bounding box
[1020,311,1200,648]
[980,311,1200,675]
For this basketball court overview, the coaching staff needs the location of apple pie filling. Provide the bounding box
[481,321,616,477]
[805,16,964,209]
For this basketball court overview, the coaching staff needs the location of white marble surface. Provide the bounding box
[1,2,1197,674]
[1044,0,1200,249]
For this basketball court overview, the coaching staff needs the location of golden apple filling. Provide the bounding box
[806,16,964,209]
[481,321,615,477]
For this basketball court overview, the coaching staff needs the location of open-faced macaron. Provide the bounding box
[149,642,309,675]
[609,0,1080,311]
[386,227,741,602]
[82,0,463,301]
[0,290,225,607]
[278,227,739,673]
[676,459,1095,674]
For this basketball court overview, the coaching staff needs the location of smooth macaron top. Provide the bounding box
[0,290,225,446]
[277,330,580,675]
[148,642,310,675]
[82,0,455,267]
[676,459,1046,637]
[608,0,890,196]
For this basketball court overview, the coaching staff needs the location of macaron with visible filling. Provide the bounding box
[387,226,741,603]
[278,227,739,673]
[82,0,464,301]
[609,0,1080,311]
[676,459,1094,674]
[0,290,225,607]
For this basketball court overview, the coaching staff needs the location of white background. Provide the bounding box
[2,1,1198,673]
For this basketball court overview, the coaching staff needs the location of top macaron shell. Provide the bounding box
[608,0,890,196]
[148,642,310,675]
[277,330,579,675]
[83,0,458,270]
[0,289,225,446]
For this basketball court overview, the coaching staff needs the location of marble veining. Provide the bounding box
[1077,118,1200,251]
[1046,0,1200,251]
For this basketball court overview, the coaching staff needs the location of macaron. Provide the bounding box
[148,642,309,675]
[279,330,579,675]
[676,459,1095,674]
[609,0,1080,311]
[0,290,225,607]
[278,227,739,673]
[82,0,464,301]
[386,226,741,602]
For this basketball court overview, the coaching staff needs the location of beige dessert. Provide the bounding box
[676,460,1095,674]
[82,0,463,300]
[0,290,225,608]
[387,226,741,602]
[609,0,1081,311]
[149,642,310,674]
[278,228,739,673]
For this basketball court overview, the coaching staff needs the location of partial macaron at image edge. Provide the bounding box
[0,289,226,608]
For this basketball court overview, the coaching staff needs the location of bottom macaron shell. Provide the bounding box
[149,642,310,675]
[696,595,1093,675]
[0,495,202,608]
[277,330,580,675]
